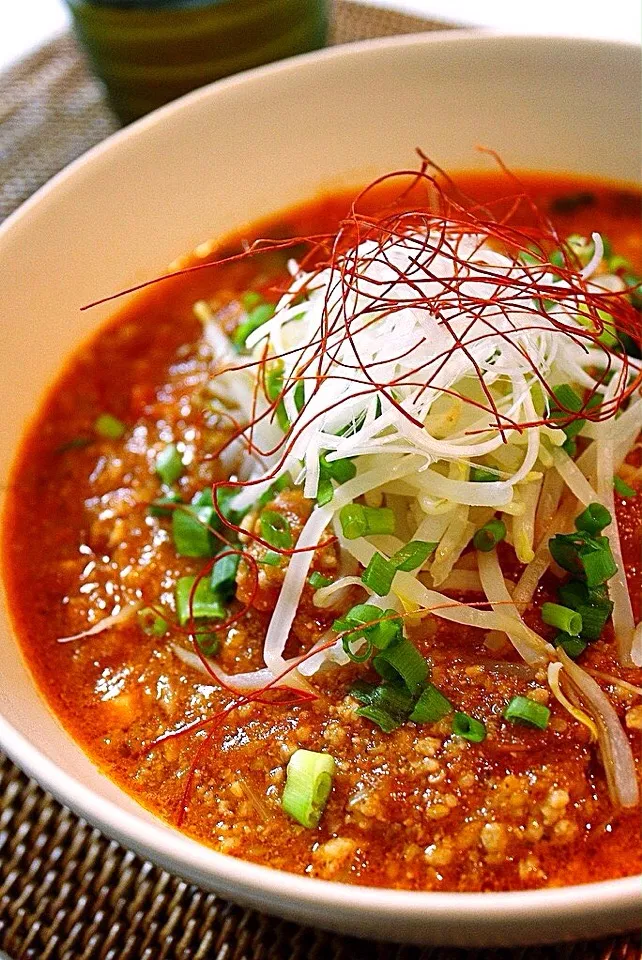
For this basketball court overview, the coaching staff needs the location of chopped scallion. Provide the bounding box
[553,633,588,659]
[210,552,239,599]
[470,467,500,483]
[558,580,608,611]
[339,504,367,539]
[137,606,168,637]
[614,476,636,498]
[580,537,618,587]
[196,632,219,657]
[261,550,283,567]
[320,454,356,484]
[556,580,612,639]
[409,684,452,724]
[281,749,335,828]
[94,413,126,439]
[576,601,613,640]
[549,531,617,586]
[265,364,289,431]
[372,639,429,695]
[155,443,184,486]
[333,604,401,655]
[260,510,292,550]
[361,552,396,596]
[308,571,333,589]
[551,383,583,414]
[316,475,334,506]
[353,682,415,732]
[233,301,275,349]
[172,503,216,557]
[473,518,506,552]
[390,540,437,572]
[339,503,395,540]
[175,576,226,625]
[241,290,263,310]
[575,502,611,535]
[362,505,395,536]
[541,602,582,636]
[452,712,486,743]
[503,695,550,730]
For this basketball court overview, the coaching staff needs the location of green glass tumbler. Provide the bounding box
[64,0,330,124]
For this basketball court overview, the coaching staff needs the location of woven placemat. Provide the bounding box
[0,5,640,958]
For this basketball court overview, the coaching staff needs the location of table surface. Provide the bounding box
[2,0,640,72]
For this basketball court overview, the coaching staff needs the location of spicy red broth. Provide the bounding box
[3,170,641,890]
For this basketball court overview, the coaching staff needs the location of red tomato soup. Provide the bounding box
[3,170,642,890]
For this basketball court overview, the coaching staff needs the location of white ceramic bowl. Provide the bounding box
[0,32,640,947]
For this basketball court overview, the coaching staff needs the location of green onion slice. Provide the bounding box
[196,632,219,657]
[94,413,126,439]
[390,540,437,572]
[137,607,168,637]
[553,633,588,659]
[265,363,291,432]
[172,503,217,557]
[333,604,401,658]
[320,454,356,484]
[549,531,618,586]
[576,602,613,641]
[155,443,184,486]
[614,476,636,498]
[361,552,396,596]
[409,684,452,724]
[260,550,283,567]
[339,504,395,540]
[363,504,396,536]
[372,639,429,695]
[210,552,239,599]
[281,749,335,828]
[473,518,506,552]
[175,576,226,625]
[452,712,486,743]
[316,476,334,506]
[551,383,583,416]
[503,695,550,730]
[308,571,333,589]
[353,682,415,732]
[241,290,263,310]
[556,580,613,640]
[339,504,367,539]
[233,300,276,350]
[470,467,500,483]
[259,510,293,549]
[558,580,608,610]
[574,502,612,535]
[541,602,582,636]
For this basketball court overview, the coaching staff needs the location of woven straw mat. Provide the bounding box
[0,3,640,958]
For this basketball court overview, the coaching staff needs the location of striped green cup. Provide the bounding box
[65,0,330,123]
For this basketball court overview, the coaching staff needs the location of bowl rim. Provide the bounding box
[1,27,640,927]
